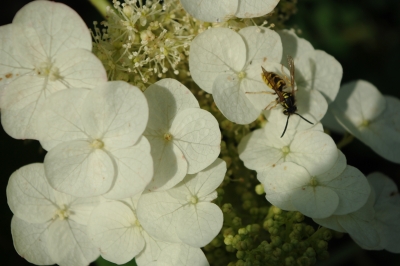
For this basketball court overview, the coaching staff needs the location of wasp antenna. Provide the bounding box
[281,115,290,138]
[295,113,314,124]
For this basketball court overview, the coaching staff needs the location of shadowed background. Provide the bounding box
[0,0,399,265]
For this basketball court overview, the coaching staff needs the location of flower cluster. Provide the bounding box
[92,0,203,89]
[1,2,224,266]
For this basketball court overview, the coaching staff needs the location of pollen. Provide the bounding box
[53,204,70,220]
[281,146,290,155]
[35,61,62,81]
[359,119,370,128]
[187,195,199,204]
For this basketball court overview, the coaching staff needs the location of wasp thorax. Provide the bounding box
[91,139,104,149]
[164,132,173,141]
[35,61,61,81]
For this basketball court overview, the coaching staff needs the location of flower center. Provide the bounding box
[53,204,70,220]
[359,119,370,128]
[91,139,104,149]
[281,146,290,156]
[237,71,246,79]
[310,177,318,187]
[164,132,173,141]
[187,195,198,204]
[35,60,61,81]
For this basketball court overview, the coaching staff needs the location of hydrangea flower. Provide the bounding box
[87,195,209,265]
[37,81,152,199]
[314,172,400,252]
[261,150,371,219]
[330,80,400,163]
[180,0,279,22]
[7,163,100,266]
[143,79,221,191]
[189,26,283,124]
[137,158,226,248]
[238,122,338,177]
[0,1,107,139]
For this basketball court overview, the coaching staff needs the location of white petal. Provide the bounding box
[180,0,238,22]
[287,130,338,176]
[157,243,209,266]
[175,203,223,247]
[0,25,32,87]
[171,108,221,174]
[327,166,371,215]
[238,26,282,65]
[88,201,145,264]
[53,48,107,89]
[83,81,149,148]
[235,0,279,18]
[103,137,153,199]
[47,219,99,266]
[331,80,386,127]
[182,158,226,199]
[13,1,92,52]
[277,30,314,60]
[238,126,288,172]
[295,50,343,103]
[213,73,261,124]
[44,140,115,197]
[144,78,199,132]
[145,136,188,191]
[1,76,51,139]
[189,28,246,93]
[36,88,90,151]
[135,230,169,266]
[321,107,347,134]
[136,191,181,243]
[313,216,346,233]
[317,150,347,183]
[6,163,56,223]
[11,217,54,265]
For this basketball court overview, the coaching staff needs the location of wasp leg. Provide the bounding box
[264,99,279,110]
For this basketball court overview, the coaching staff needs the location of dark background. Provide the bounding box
[0,0,399,265]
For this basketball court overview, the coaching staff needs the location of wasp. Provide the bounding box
[247,56,313,137]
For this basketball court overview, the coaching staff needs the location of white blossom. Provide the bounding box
[238,122,338,177]
[261,151,370,219]
[37,81,152,199]
[330,80,400,163]
[7,163,100,266]
[0,1,106,139]
[137,158,226,248]
[144,79,221,191]
[189,26,282,124]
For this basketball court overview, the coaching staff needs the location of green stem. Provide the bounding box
[88,0,111,17]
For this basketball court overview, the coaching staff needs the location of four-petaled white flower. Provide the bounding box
[87,195,209,266]
[314,172,400,252]
[261,150,370,219]
[330,80,400,163]
[37,81,152,199]
[238,122,338,177]
[137,159,226,248]
[0,1,107,139]
[189,26,283,124]
[143,79,221,191]
[7,163,100,266]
